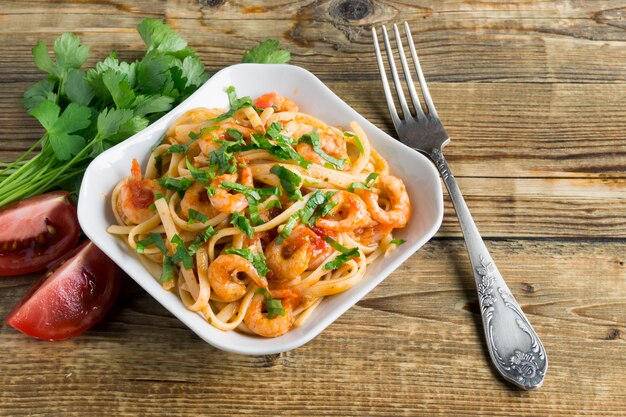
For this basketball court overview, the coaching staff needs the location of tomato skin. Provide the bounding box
[0,191,80,276]
[6,241,121,341]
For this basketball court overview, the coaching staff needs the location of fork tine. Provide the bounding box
[381,25,412,120]
[372,27,401,128]
[404,22,438,118]
[393,23,426,121]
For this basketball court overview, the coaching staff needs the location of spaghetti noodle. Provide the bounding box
[107,87,411,337]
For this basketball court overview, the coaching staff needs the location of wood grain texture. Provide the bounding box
[0,0,625,416]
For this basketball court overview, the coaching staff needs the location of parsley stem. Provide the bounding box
[0,134,47,178]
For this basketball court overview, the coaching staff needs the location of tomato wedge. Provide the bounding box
[0,191,80,276]
[6,241,121,340]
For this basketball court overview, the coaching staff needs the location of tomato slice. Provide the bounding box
[6,241,121,340]
[0,191,80,276]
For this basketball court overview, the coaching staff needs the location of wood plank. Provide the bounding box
[2,79,625,179]
[1,239,624,416]
[1,1,626,84]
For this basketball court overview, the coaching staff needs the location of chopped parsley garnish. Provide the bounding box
[231,212,254,238]
[220,181,261,200]
[255,288,286,319]
[276,190,337,242]
[323,236,360,271]
[298,190,326,225]
[208,141,238,175]
[158,176,193,196]
[225,248,270,277]
[221,121,310,168]
[305,191,338,227]
[188,125,219,141]
[187,208,209,225]
[266,122,282,138]
[160,256,175,282]
[219,182,280,226]
[264,198,282,210]
[344,132,364,154]
[226,128,243,141]
[270,164,302,201]
[389,239,406,246]
[186,159,214,184]
[187,226,215,253]
[348,172,379,193]
[299,132,345,169]
[210,86,257,123]
[171,234,194,269]
[278,212,300,243]
[136,232,166,254]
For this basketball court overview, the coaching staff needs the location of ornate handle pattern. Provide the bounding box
[430,148,548,389]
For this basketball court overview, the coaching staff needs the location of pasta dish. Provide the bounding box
[107,87,410,337]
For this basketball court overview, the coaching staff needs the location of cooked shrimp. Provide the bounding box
[358,175,410,228]
[307,227,336,270]
[349,222,394,246]
[315,191,372,232]
[265,226,315,282]
[296,132,349,169]
[244,293,296,338]
[207,254,268,302]
[117,159,164,225]
[253,92,298,112]
[196,123,254,156]
[209,162,253,214]
[180,182,216,220]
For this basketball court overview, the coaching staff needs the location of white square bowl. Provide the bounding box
[78,64,443,355]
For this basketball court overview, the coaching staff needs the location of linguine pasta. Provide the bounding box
[107,88,411,337]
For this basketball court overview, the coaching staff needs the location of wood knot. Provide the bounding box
[605,328,621,340]
[260,353,287,367]
[521,282,535,294]
[331,0,372,21]
[198,0,224,7]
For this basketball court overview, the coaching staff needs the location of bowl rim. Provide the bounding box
[78,63,444,354]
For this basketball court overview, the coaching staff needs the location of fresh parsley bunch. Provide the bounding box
[0,20,291,207]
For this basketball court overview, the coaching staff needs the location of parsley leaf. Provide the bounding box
[22,79,57,112]
[158,176,193,197]
[186,159,214,184]
[255,288,286,319]
[348,172,379,193]
[187,225,216,254]
[344,132,364,154]
[171,235,195,269]
[242,40,291,64]
[298,190,327,225]
[136,232,167,254]
[210,86,256,123]
[390,239,406,246]
[160,256,175,282]
[29,100,91,161]
[187,208,209,224]
[225,248,270,277]
[270,165,302,201]
[137,18,193,58]
[64,69,94,106]
[323,236,360,270]
[299,132,345,169]
[231,212,254,238]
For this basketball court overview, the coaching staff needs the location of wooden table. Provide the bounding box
[1,1,625,415]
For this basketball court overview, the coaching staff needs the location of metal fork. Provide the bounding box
[372,23,547,390]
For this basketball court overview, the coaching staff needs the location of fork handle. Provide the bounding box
[429,148,548,389]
